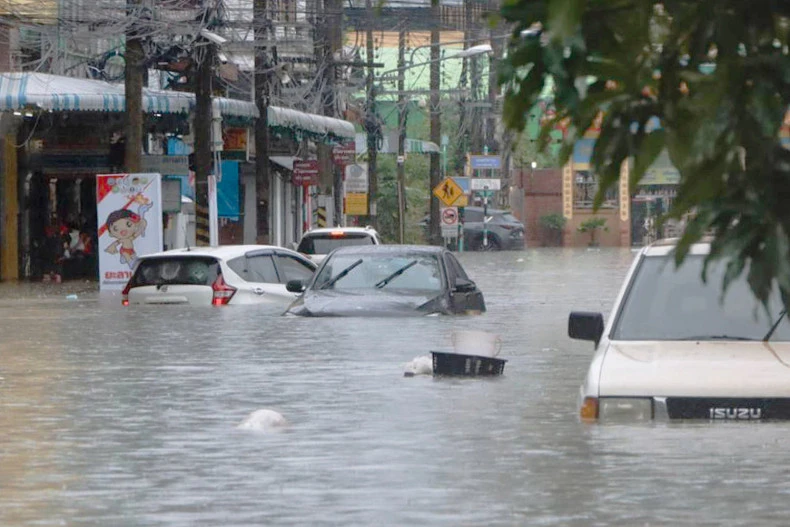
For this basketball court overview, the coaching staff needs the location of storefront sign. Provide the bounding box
[345,163,369,193]
[345,192,368,216]
[332,142,356,165]
[562,161,573,219]
[96,173,163,290]
[224,128,248,151]
[292,160,319,187]
[141,155,190,177]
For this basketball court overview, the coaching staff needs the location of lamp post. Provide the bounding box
[375,44,493,244]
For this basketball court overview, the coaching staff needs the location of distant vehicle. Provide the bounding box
[570,238,790,422]
[123,245,316,309]
[284,245,486,317]
[295,226,382,264]
[418,207,525,251]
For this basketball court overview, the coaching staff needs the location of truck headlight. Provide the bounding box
[599,397,653,420]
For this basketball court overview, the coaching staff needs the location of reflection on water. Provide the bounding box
[2,249,788,526]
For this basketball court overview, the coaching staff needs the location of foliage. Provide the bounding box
[577,217,608,233]
[539,212,567,231]
[499,1,790,310]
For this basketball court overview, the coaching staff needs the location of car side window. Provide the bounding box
[443,254,458,287]
[275,254,315,283]
[445,254,469,281]
[464,209,483,223]
[227,255,279,283]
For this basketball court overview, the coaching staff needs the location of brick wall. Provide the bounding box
[513,168,564,247]
[564,208,630,247]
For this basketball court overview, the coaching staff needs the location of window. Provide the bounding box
[612,255,790,341]
[444,253,469,283]
[227,255,279,283]
[464,209,484,223]
[275,254,315,283]
[131,257,220,287]
[297,233,376,255]
[574,171,618,209]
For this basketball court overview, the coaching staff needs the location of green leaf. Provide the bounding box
[547,0,585,42]
[631,128,666,187]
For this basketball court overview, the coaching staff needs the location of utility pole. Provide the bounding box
[365,0,378,228]
[396,28,407,244]
[428,0,441,246]
[254,0,270,243]
[468,2,482,156]
[193,40,215,245]
[454,0,472,176]
[124,0,144,172]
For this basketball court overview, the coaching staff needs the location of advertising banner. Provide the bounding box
[96,173,163,290]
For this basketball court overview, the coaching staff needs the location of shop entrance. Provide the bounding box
[25,173,98,280]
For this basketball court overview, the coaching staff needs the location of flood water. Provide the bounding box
[2,248,789,526]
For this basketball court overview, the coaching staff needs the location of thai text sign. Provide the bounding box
[293,160,319,187]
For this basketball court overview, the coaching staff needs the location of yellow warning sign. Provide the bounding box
[454,194,469,208]
[433,177,464,207]
[344,192,368,215]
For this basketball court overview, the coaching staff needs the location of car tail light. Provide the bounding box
[121,281,131,306]
[580,397,599,422]
[211,274,236,306]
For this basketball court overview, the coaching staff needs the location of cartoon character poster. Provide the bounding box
[96,173,163,290]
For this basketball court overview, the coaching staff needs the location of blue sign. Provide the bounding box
[454,177,470,193]
[218,161,240,220]
[470,155,501,170]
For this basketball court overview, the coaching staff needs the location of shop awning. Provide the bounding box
[268,106,356,143]
[0,72,356,142]
[0,72,258,118]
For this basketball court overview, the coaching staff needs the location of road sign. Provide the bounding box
[433,177,464,207]
[470,178,501,191]
[454,194,469,208]
[345,163,369,192]
[469,155,502,170]
[441,206,459,238]
[293,160,319,187]
[345,192,368,215]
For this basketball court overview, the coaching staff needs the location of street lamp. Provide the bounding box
[373,44,494,244]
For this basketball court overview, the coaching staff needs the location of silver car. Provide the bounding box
[123,245,316,311]
[570,238,790,421]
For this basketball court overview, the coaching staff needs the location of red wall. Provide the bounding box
[513,168,563,247]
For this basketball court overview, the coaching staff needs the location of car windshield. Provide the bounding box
[500,213,519,223]
[313,253,443,292]
[297,233,375,255]
[130,256,220,287]
[612,254,790,341]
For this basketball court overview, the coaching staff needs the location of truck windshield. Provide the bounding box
[611,254,790,341]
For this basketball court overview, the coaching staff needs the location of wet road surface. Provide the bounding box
[2,249,789,526]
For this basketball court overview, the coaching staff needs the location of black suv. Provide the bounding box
[460,206,525,251]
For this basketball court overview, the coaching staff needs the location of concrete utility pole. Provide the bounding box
[428,0,441,245]
[193,40,215,243]
[124,0,144,172]
[468,1,483,156]
[254,0,270,243]
[396,28,407,244]
[365,0,378,228]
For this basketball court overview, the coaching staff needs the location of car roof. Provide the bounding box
[302,226,378,236]
[328,244,446,256]
[642,237,713,257]
[138,245,298,260]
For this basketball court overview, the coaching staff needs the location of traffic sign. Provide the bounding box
[441,206,459,227]
[433,177,464,207]
[469,155,502,170]
[454,194,469,208]
[441,206,459,238]
[332,142,356,165]
[470,178,501,191]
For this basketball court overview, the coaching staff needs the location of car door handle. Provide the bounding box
[253,287,265,295]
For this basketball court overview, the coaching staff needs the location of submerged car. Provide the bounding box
[570,238,790,422]
[284,245,485,317]
[295,226,382,264]
[123,245,316,310]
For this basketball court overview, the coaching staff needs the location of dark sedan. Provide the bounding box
[284,245,486,317]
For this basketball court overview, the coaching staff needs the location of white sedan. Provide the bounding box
[570,238,790,422]
[122,245,317,311]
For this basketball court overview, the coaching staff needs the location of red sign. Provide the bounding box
[332,142,356,166]
[292,160,319,187]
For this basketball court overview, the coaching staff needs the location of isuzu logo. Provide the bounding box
[708,407,762,420]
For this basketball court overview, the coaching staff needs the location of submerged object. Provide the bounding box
[404,355,433,377]
[237,409,288,432]
[432,330,507,376]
